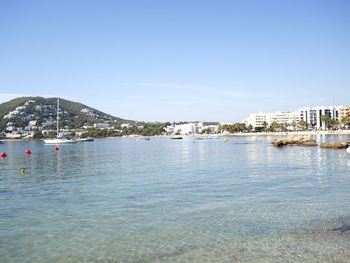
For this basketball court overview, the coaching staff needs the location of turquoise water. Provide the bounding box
[1,135,350,262]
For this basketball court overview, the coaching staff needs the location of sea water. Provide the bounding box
[1,135,350,263]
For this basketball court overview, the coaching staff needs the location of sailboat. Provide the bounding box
[44,99,76,144]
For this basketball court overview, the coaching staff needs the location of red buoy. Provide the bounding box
[1,152,7,158]
[26,149,31,155]
[54,147,59,151]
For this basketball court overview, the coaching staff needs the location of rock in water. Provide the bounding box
[272,136,317,147]
[320,142,349,149]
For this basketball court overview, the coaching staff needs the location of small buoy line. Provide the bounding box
[0,146,60,174]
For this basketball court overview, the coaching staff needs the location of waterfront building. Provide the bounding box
[174,123,197,135]
[165,122,220,135]
[338,106,350,123]
[244,105,344,130]
[243,111,300,129]
[299,106,339,130]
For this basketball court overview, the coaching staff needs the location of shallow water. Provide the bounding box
[1,135,350,262]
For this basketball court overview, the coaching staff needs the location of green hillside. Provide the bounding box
[0,96,133,132]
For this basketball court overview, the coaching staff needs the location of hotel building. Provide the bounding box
[338,106,350,123]
[299,106,338,130]
[243,111,301,129]
[244,106,344,130]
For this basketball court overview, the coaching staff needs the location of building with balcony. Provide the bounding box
[299,106,339,130]
[338,106,350,124]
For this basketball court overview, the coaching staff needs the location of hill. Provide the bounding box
[0,96,133,134]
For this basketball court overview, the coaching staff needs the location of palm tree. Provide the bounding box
[270,121,279,132]
[321,114,332,130]
[341,113,350,129]
[298,120,309,131]
[262,121,268,132]
[248,124,253,132]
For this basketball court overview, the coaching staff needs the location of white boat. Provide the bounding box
[76,138,94,142]
[44,138,76,144]
[44,99,76,144]
[347,147,350,154]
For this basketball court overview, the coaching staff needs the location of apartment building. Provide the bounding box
[243,111,300,129]
[338,106,350,122]
[244,105,344,130]
[299,106,338,130]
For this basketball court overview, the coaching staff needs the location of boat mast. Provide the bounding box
[57,98,59,139]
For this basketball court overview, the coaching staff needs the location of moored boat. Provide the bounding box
[77,138,94,142]
[137,136,151,140]
[44,98,76,144]
[44,138,77,144]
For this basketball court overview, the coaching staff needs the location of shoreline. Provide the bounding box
[226,130,350,137]
[2,130,350,141]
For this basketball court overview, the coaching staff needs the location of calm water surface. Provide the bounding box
[1,135,350,262]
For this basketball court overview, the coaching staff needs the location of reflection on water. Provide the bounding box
[0,135,350,262]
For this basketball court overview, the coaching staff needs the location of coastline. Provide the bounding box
[226,130,350,137]
[2,130,350,141]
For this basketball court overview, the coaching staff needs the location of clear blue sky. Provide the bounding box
[1,0,349,122]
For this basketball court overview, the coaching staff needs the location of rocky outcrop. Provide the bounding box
[298,141,318,146]
[320,142,349,149]
[272,136,317,147]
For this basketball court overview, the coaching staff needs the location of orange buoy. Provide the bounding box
[26,149,31,155]
[54,147,59,151]
[1,152,7,158]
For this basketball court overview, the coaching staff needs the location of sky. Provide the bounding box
[0,0,349,122]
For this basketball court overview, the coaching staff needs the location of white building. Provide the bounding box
[243,111,301,129]
[81,108,95,116]
[29,120,37,126]
[35,105,43,111]
[337,106,350,124]
[24,100,35,106]
[299,106,339,130]
[173,123,197,135]
[15,106,25,111]
[42,120,54,126]
[165,122,220,135]
[199,125,219,133]
[94,123,109,129]
[121,123,132,129]
[244,105,342,130]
